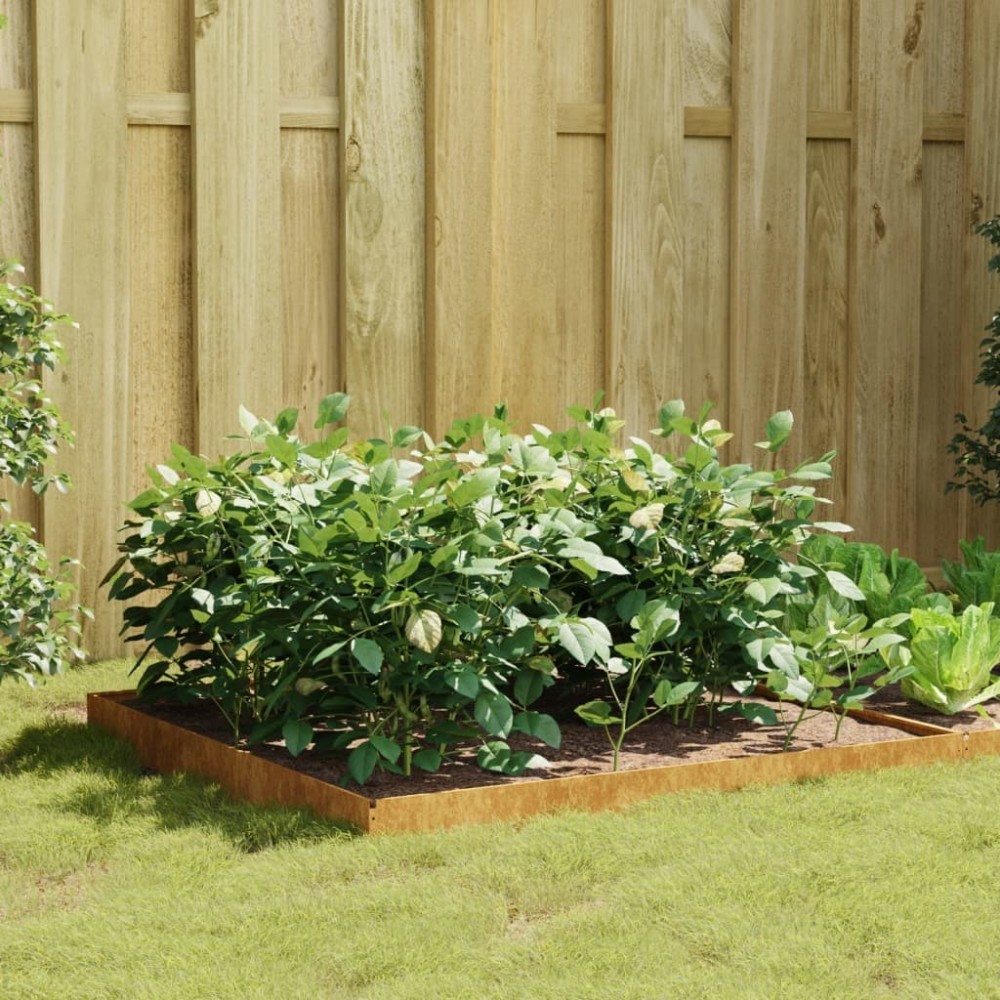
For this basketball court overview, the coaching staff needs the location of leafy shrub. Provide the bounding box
[0,260,86,683]
[949,215,1000,503]
[109,398,850,782]
[942,537,1000,609]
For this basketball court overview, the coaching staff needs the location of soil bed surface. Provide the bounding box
[864,683,1000,732]
[129,697,917,800]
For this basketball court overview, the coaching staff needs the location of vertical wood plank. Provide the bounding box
[683,1,732,424]
[607,0,685,436]
[730,0,809,458]
[425,0,493,434]
[35,0,129,656]
[554,0,604,423]
[805,0,852,516]
[126,0,193,517]
[850,0,924,553]
[683,139,730,420]
[281,0,338,432]
[340,0,425,439]
[192,0,281,450]
[685,0,733,108]
[962,0,1000,546]
[0,0,38,526]
[919,143,965,564]
[491,0,557,429]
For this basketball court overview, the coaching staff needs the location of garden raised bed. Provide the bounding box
[88,689,969,835]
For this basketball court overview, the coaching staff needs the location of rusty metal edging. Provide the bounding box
[88,690,970,836]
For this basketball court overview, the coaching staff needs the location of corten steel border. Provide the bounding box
[88,690,967,835]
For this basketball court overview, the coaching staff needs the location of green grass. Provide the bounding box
[2,661,1000,999]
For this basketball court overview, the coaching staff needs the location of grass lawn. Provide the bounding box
[2,661,1000,999]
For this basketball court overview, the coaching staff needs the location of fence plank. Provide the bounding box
[491,0,557,428]
[282,131,339,431]
[731,0,809,458]
[961,0,1000,546]
[607,0,685,435]
[850,0,924,553]
[35,0,129,656]
[554,0,604,423]
[192,0,281,451]
[341,0,424,439]
[425,0,493,433]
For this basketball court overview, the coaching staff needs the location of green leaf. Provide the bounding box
[736,702,779,726]
[412,748,442,773]
[392,425,423,449]
[239,405,264,438]
[514,668,545,707]
[449,467,501,508]
[369,735,402,764]
[406,609,443,653]
[556,537,629,577]
[274,407,299,435]
[449,604,481,633]
[351,637,384,674]
[651,679,699,709]
[315,392,350,428]
[445,665,480,700]
[476,741,548,776]
[387,552,422,586]
[475,691,514,737]
[347,742,379,785]
[513,711,561,749]
[369,459,398,496]
[512,564,550,590]
[826,570,866,602]
[755,410,793,453]
[282,719,313,757]
[574,700,620,726]
[265,434,297,467]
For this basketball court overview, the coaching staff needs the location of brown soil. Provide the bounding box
[864,682,1000,732]
[130,696,918,800]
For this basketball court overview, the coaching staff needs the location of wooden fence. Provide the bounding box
[1,0,999,657]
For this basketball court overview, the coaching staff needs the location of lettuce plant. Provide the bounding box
[900,602,1000,714]
[942,537,1000,609]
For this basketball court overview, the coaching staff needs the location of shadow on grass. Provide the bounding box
[0,715,359,851]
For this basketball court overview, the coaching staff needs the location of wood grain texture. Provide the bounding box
[35,0,129,656]
[0,0,33,89]
[805,141,850,517]
[850,0,924,554]
[919,144,965,565]
[281,0,337,97]
[685,0,732,107]
[961,0,1000,546]
[128,127,194,502]
[425,0,492,434]
[607,0,685,435]
[0,121,39,527]
[554,0,604,421]
[924,0,964,114]
[490,0,558,429]
[192,0,282,451]
[808,0,852,111]
[282,130,339,432]
[0,90,31,121]
[125,0,189,91]
[683,139,730,423]
[730,0,809,460]
[341,0,425,438]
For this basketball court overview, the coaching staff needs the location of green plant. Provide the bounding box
[949,215,1000,503]
[109,398,849,782]
[898,602,1000,714]
[0,260,85,684]
[942,536,1000,608]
